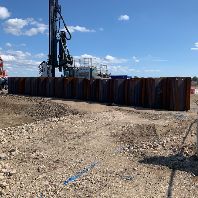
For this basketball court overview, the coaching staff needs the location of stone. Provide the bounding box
[0,154,7,161]
[0,173,4,180]
[0,182,8,189]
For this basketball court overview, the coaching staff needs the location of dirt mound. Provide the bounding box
[115,123,159,144]
[0,95,79,129]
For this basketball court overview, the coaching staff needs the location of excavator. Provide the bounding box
[0,56,8,90]
[39,0,110,79]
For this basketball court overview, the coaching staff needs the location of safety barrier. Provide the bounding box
[8,77,191,111]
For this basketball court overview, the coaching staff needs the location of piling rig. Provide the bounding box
[39,0,110,79]
[39,0,73,77]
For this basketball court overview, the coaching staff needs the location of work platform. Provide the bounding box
[8,77,191,111]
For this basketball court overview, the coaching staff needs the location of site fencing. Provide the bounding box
[8,77,191,111]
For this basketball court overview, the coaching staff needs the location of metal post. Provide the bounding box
[49,0,58,77]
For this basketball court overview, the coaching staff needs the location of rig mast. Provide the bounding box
[40,0,73,77]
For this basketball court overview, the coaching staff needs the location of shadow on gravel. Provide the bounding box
[139,154,198,176]
[139,118,198,198]
[139,154,198,198]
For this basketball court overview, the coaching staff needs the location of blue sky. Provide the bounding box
[0,0,198,77]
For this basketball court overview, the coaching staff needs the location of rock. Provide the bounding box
[1,168,16,176]
[9,169,16,176]
[121,175,133,181]
[0,190,4,196]
[0,154,7,161]
[0,173,4,180]
[0,182,8,189]
[8,148,18,156]
[37,165,46,173]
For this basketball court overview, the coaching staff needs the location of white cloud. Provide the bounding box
[1,54,16,62]
[80,54,97,59]
[191,42,198,50]
[132,56,140,63]
[35,53,46,59]
[74,54,132,75]
[4,18,29,35]
[67,25,95,33]
[0,47,45,76]
[105,55,115,61]
[4,17,94,36]
[25,20,48,36]
[3,18,48,36]
[6,50,31,58]
[104,55,127,64]
[74,54,162,76]
[99,27,104,31]
[74,54,101,66]
[108,65,136,75]
[1,48,162,77]
[5,42,12,47]
[118,15,130,21]
[0,6,11,20]
[75,54,127,65]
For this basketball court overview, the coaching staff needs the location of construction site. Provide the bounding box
[0,0,198,197]
[0,86,197,197]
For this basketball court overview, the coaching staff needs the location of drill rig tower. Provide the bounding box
[39,0,110,79]
[39,0,73,77]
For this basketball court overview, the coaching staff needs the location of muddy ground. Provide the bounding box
[0,93,198,198]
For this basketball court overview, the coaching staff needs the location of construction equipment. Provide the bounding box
[39,0,110,79]
[0,56,8,90]
[39,0,73,77]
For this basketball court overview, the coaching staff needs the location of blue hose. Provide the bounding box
[64,162,98,185]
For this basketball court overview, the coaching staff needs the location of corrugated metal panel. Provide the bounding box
[113,79,126,105]
[8,77,14,94]
[83,79,90,100]
[24,77,32,95]
[18,78,25,95]
[99,79,112,103]
[143,78,155,108]
[75,78,84,100]
[154,78,163,109]
[185,78,191,110]
[13,78,19,95]
[38,77,47,97]
[8,77,191,111]
[89,79,100,101]
[30,77,38,96]
[63,78,75,99]
[126,78,142,107]
[54,77,63,98]
[46,78,55,97]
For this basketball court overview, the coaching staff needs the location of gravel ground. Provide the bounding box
[0,93,198,197]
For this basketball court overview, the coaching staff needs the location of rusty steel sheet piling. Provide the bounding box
[89,79,100,102]
[8,77,191,111]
